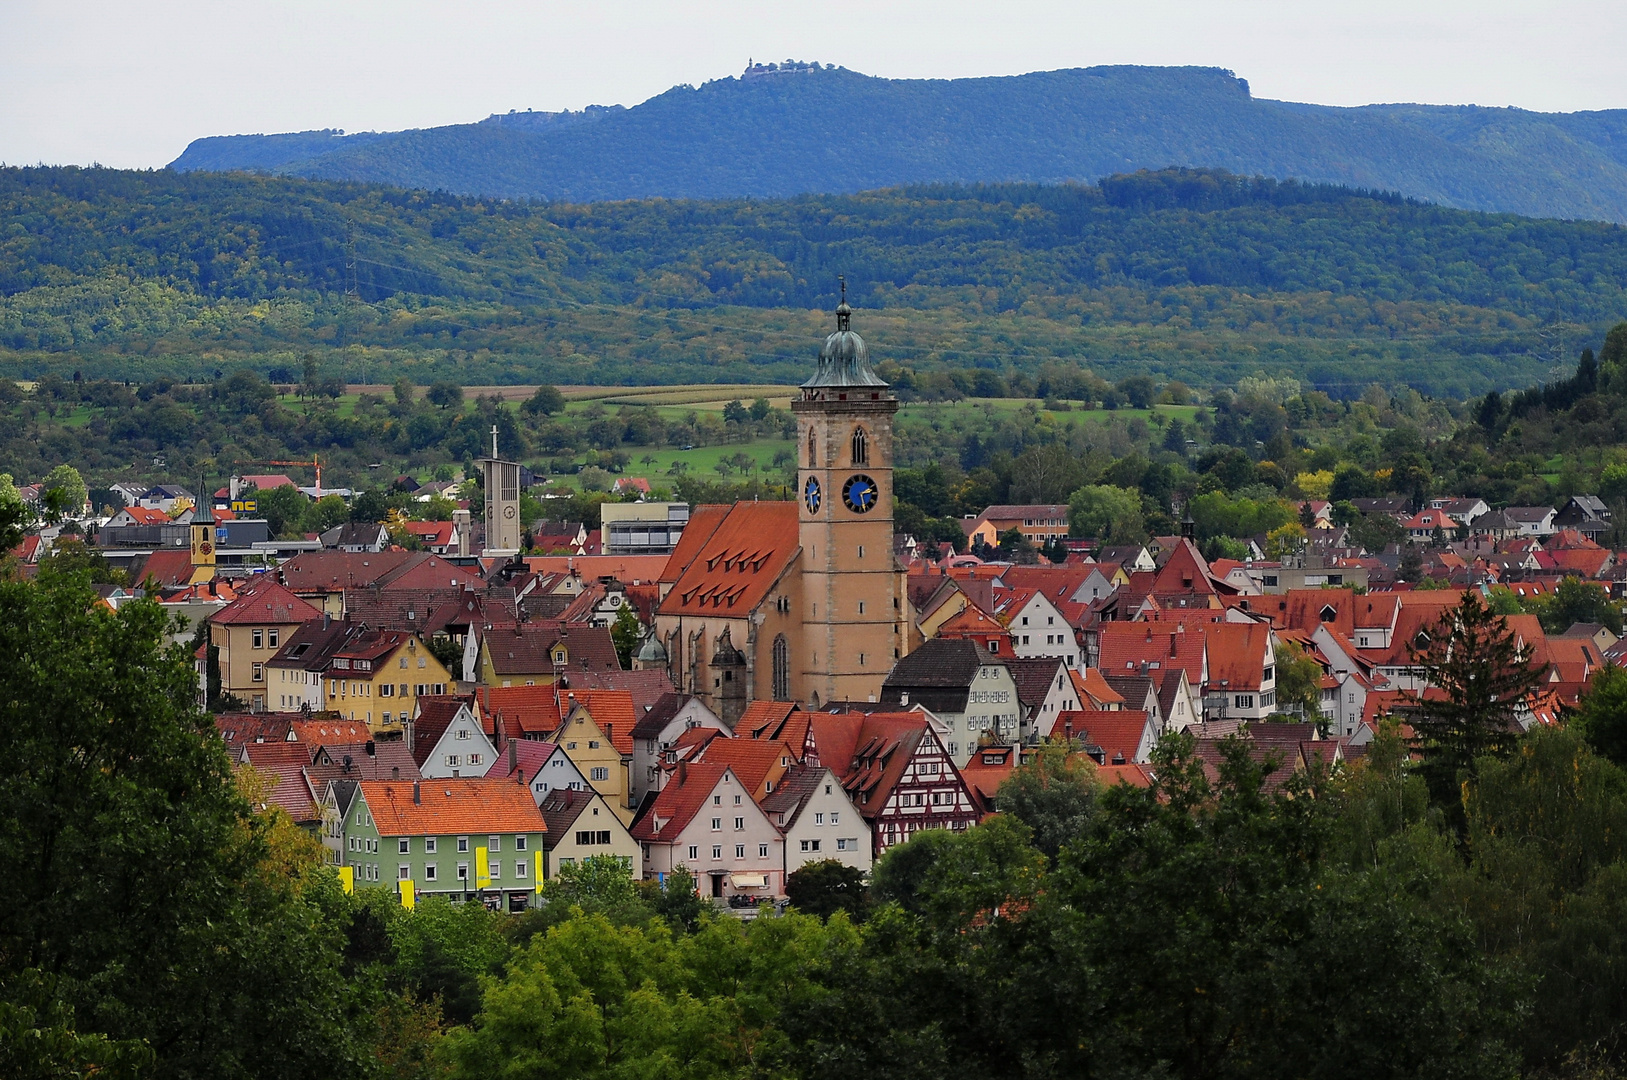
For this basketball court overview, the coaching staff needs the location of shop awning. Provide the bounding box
[730,873,767,888]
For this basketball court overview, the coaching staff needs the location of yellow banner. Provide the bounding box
[338,865,354,894]
[534,848,544,892]
[399,879,415,910]
[476,846,490,889]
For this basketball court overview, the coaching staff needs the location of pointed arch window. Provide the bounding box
[807,428,818,468]
[772,635,790,701]
[851,426,868,465]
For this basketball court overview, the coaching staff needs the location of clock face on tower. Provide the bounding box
[803,475,822,514]
[842,474,879,514]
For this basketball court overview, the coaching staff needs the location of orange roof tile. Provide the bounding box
[1203,623,1274,692]
[658,502,799,618]
[568,689,637,756]
[1052,709,1153,762]
[1072,667,1125,708]
[360,778,547,836]
[478,685,567,738]
[659,504,731,585]
[690,737,797,799]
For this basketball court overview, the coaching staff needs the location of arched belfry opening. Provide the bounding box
[807,428,817,467]
[851,426,868,465]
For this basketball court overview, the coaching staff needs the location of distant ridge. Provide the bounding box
[170,65,1627,222]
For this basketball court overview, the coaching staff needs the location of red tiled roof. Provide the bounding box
[659,504,731,585]
[360,778,547,835]
[690,736,796,799]
[210,580,324,626]
[523,554,671,583]
[568,689,637,756]
[1098,621,1206,684]
[1272,589,1356,637]
[658,502,799,618]
[1095,763,1156,787]
[478,685,567,738]
[1051,709,1152,762]
[1203,623,1273,692]
[1073,667,1124,708]
[630,761,732,840]
[120,506,172,525]
[135,549,198,589]
[737,701,811,757]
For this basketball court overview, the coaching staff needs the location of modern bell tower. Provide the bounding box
[794,283,906,707]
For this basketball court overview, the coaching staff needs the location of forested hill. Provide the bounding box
[3,165,1627,395]
[169,65,1627,223]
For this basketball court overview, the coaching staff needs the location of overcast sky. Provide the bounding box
[3,0,1623,169]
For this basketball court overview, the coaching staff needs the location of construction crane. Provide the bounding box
[232,455,324,499]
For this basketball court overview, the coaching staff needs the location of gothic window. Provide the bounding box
[807,428,817,467]
[851,426,868,465]
[772,635,790,701]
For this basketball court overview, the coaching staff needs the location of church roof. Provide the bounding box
[657,502,799,618]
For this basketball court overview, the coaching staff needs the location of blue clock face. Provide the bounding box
[843,474,879,514]
[803,475,822,514]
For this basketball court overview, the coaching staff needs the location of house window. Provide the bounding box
[711,817,722,831]
[735,844,746,858]
[455,729,469,740]
[591,767,609,782]
[488,836,501,852]
[398,838,409,854]
[687,845,698,860]
[814,812,824,825]
[515,836,527,852]
[1234,694,1255,709]
[515,861,528,878]
[252,629,263,649]
[457,836,469,852]
[456,863,467,881]
[767,631,793,701]
[252,663,263,682]
[759,844,769,857]
[734,817,745,830]
[830,812,839,824]
[425,837,436,853]
[489,862,501,880]
[268,628,279,649]
[424,864,437,881]
[712,845,722,859]
[446,755,459,768]
[399,865,410,879]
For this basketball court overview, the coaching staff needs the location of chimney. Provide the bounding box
[508,738,517,773]
[412,780,421,804]
[677,760,688,785]
[1169,633,1178,659]
[365,739,375,757]
[391,765,399,780]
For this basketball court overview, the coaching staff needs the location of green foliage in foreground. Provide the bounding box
[8,570,1627,1077]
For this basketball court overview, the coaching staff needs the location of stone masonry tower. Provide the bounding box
[794,286,907,706]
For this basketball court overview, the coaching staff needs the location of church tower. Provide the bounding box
[189,476,216,584]
[481,426,522,557]
[795,286,906,706]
